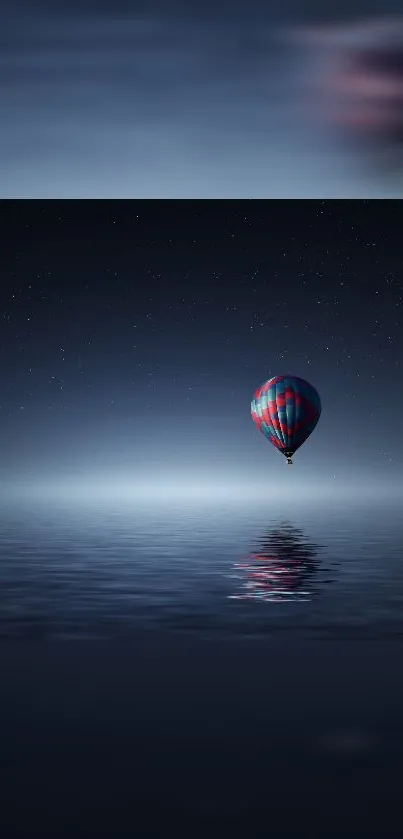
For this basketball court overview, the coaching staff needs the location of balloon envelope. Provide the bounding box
[251,375,321,460]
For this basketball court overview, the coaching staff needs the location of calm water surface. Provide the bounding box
[1,497,402,640]
[2,497,403,837]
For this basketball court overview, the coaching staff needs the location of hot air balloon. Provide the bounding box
[251,375,321,465]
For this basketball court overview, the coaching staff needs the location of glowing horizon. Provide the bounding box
[1,471,401,505]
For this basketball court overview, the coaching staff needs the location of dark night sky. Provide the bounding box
[1,199,402,503]
[3,1,403,198]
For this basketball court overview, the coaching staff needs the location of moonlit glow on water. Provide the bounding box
[1,496,403,641]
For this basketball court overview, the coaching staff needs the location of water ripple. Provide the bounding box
[1,500,403,640]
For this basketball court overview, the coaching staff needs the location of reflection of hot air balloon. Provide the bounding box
[229,523,321,603]
[251,374,321,464]
[285,16,403,175]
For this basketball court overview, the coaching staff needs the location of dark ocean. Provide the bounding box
[1,497,403,837]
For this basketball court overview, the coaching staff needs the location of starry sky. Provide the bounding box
[3,1,403,199]
[1,199,402,503]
